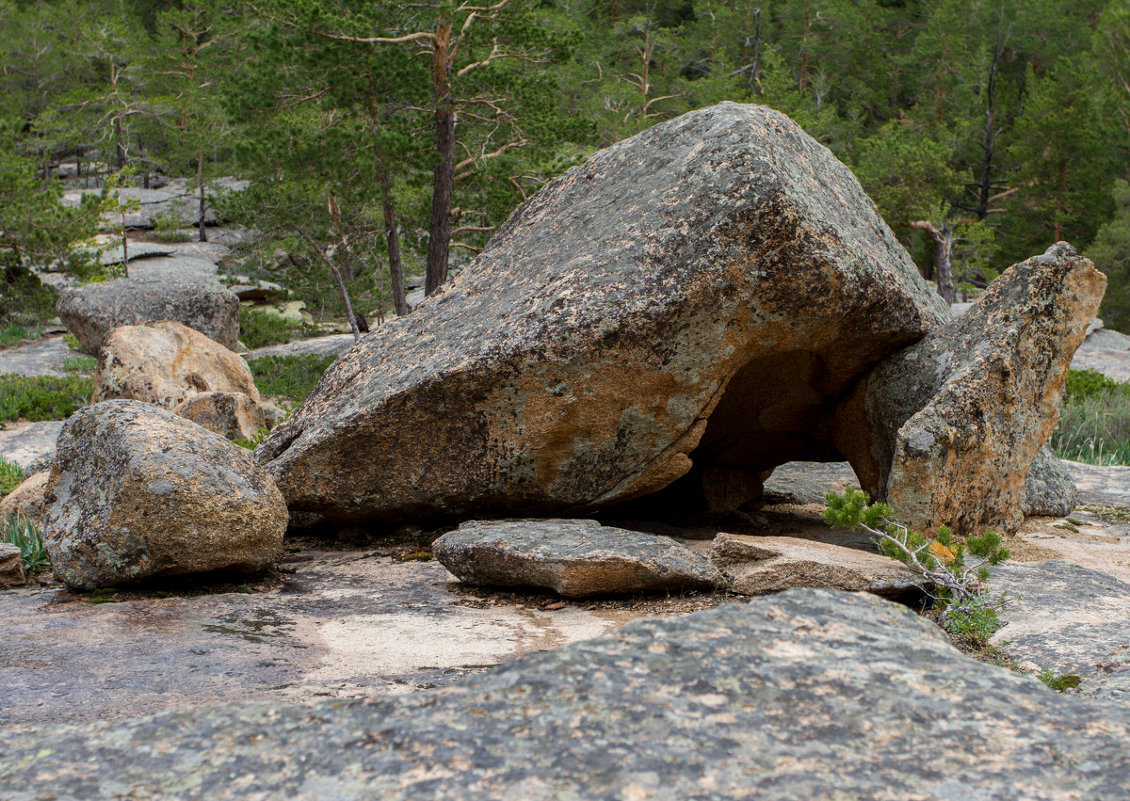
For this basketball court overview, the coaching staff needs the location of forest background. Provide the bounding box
[2,0,1129,330]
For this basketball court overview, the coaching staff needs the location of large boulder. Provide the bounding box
[4,590,1130,799]
[57,279,240,354]
[43,400,286,590]
[834,242,1104,533]
[258,102,946,522]
[433,518,723,598]
[92,321,260,410]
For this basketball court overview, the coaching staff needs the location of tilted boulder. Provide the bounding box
[172,391,267,441]
[834,242,1104,533]
[1022,446,1078,517]
[433,519,724,598]
[57,278,239,354]
[43,400,286,590]
[93,322,264,432]
[258,102,946,523]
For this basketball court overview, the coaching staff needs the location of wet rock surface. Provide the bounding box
[710,532,924,597]
[837,242,1104,533]
[433,518,724,598]
[259,102,945,524]
[44,400,286,590]
[4,589,1130,801]
[57,278,240,354]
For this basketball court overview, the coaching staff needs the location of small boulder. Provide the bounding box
[1022,446,1078,517]
[835,242,1105,533]
[433,518,724,598]
[43,400,286,590]
[710,533,925,597]
[172,391,266,441]
[57,279,240,354]
[92,321,259,409]
[0,542,24,588]
[0,471,50,529]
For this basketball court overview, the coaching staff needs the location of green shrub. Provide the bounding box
[240,307,310,350]
[0,456,23,496]
[1037,668,1082,692]
[0,373,93,422]
[233,428,269,450]
[1052,377,1130,465]
[0,268,58,328]
[3,512,49,573]
[62,333,82,351]
[249,354,336,406]
[150,210,191,243]
[1063,368,1128,401]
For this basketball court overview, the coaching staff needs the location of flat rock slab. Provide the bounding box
[4,589,1130,800]
[991,560,1130,704]
[762,460,858,504]
[0,550,639,728]
[0,336,74,378]
[126,254,221,285]
[711,532,924,596]
[244,334,355,361]
[0,420,63,470]
[1070,347,1130,382]
[433,519,723,598]
[1065,461,1130,508]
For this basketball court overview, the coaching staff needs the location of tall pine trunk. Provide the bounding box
[197,151,208,243]
[380,166,409,316]
[425,14,454,297]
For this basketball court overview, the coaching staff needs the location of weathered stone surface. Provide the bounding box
[92,321,259,410]
[0,471,49,529]
[1023,446,1078,517]
[1083,324,1130,351]
[259,102,946,522]
[1070,346,1130,382]
[836,242,1105,533]
[4,589,1130,800]
[991,560,1130,704]
[711,532,924,596]
[172,391,267,440]
[43,400,286,590]
[1065,460,1130,507]
[0,335,73,378]
[243,333,354,361]
[0,542,23,588]
[0,420,63,471]
[57,279,240,354]
[433,518,723,598]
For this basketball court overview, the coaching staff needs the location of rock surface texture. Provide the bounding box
[57,278,240,354]
[0,471,50,529]
[433,518,723,598]
[1023,446,1079,517]
[836,242,1104,533]
[3,589,1129,800]
[43,400,286,590]
[258,102,946,522]
[92,321,260,410]
[710,532,925,596]
[173,391,267,441]
[0,542,23,588]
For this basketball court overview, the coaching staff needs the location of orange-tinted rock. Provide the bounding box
[835,243,1105,534]
[173,392,266,441]
[0,471,49,529]
[258,103,946,523]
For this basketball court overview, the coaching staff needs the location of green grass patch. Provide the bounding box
[0,325,44,348]
[62,355,97,373]
[1037,668,1082,692]
[3,512,49,573]
[240,307,312,350]
[0,373,93,422]
[0,457,24,496]
[248,354,336,406]
[1051,369,1130,466]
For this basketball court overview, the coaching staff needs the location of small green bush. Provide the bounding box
[62,333,82,351]
[0,373,93,422]
[240,307,310,350]
[1037,668,1082,692]
[233,428,269,450]
[3,512,49,573]
[0,268,58,328]
[249,354,336,406]
[1064,368,1127,400]
[0,456,24,496]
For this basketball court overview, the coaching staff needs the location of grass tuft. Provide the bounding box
[0,373,94,422]
[3,512,50,573]
[0,457,24,496]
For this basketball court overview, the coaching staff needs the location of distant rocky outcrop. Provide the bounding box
[58,279,240,354]
[4,589,1129,799]
[835,242,1104,533]
[43,400,286,590]
[258,102,946,523]
[433,519,723,598]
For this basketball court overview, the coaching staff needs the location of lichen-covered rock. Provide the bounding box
[0,542,23,588]
[433,518,723,598]
[258,102,946,522]
[92,321,259,410]
[1023,446,1078,517]
[0,471,49,529]
[43,400,286,590]
[57,279,239,354]
[172,391,267,441]
[710,532,925,596]
[835,243,1104,533]
[4,589,1130,800]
